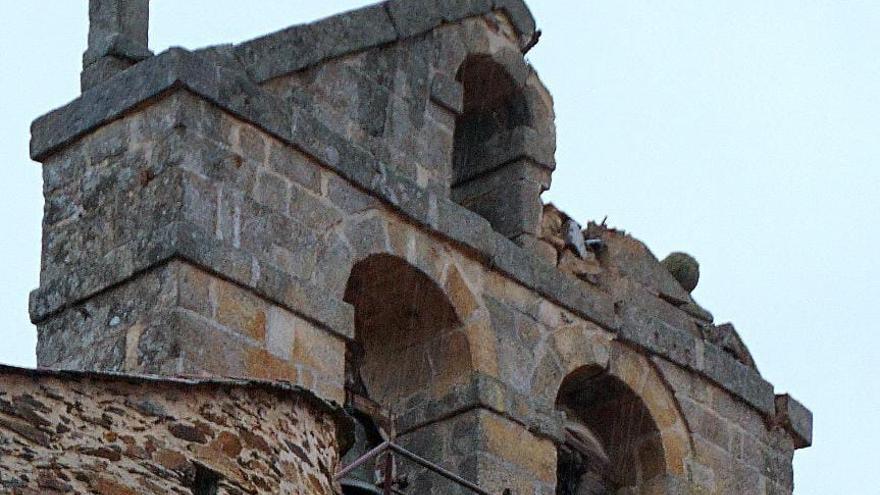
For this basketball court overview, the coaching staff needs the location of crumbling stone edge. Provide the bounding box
[29,48,809,445]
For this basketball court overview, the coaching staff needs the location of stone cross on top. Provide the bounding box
[82,0,152,91]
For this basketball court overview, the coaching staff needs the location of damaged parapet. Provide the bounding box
[81,0,153,91]
[540,203,761,369]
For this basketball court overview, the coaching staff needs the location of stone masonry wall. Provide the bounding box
[0,366,344,495]
[35,95,348,404]
[260,13,556,241]
[30,78,807,495]
[31,76,807,495]
[27,1,811,493]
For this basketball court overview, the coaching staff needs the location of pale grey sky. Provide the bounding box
[1,2,877,493]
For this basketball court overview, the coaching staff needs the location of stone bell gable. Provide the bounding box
[18,0,812,493]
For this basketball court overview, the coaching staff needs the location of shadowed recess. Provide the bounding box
[555,365,666,494]
[344,254,468,413]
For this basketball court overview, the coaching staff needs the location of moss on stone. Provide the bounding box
[661,252,700,293]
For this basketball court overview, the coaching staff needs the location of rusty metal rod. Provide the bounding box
[387,443,493,495]
[335,440,391,479]
[382,451,393,495]
[336,441,495,495]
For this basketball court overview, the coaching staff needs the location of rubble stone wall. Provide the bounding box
[0,367,343,495]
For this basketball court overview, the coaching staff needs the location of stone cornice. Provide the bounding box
[30,220,355,342]
[395,373,565,444]
[775,394,813,448]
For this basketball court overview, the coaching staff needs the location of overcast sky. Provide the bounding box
[1,1,878,493]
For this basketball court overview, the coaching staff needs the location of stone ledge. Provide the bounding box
[775,394,813,449]
[235,3,398,84]
[29,220,354,341]
[701,341,775,415]
[620,315,776,416]
[31,48,292,161]
[395,373,564,443]
[453,126,556,184]
[29,48,805,423]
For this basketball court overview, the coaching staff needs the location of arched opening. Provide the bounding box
[344,254,464,410]
[450,54,552,242]
[453,55,532,185]
[555,366,667,494]
[340,254,471,491]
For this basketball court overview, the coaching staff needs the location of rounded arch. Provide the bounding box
[454,52,524,180]
[451,48,553,186]
[555,365,667,492]
[344,253,470,412]
[336,219,499,490]
[535,329,693,492]
[320,214,500,386]
[448,44,556,239]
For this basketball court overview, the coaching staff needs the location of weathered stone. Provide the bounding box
[492,0,537,41]
[439,0,495,22]
[436,198,497,259]
[703,323,756,369]
[775,394,813,449]
[24,3,810,494]
[558,249,601,281]
[0,366,345,495]
[618,312,699,370]
[82,0,153,90]
[682,301,714,323]
[236,3,398,83]
[453,127,555,185]
[701,343,776,416]
[430,73,464,114]
[387,0,444,38]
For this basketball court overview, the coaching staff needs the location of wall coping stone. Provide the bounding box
[29,47,808,427]
[227,0,536,84]
[621,315,776,416]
